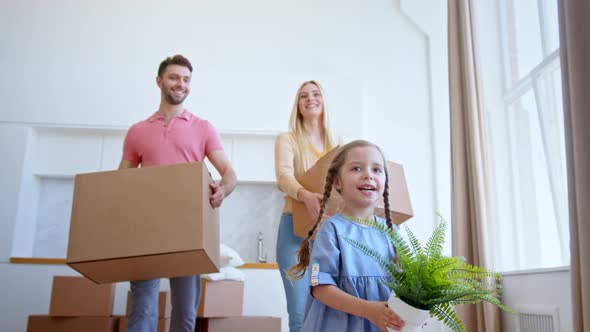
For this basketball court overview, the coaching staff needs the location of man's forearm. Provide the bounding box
[219,168,237,197]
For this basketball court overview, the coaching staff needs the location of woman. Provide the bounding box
[274,80,339,331]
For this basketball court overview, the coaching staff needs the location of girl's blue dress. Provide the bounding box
[302,213,397,331]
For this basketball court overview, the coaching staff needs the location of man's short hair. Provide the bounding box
[158,55,193,77]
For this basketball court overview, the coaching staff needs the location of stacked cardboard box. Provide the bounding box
[118,291,171,332]
[198,279,244,318]
[27,276,118,332]
[195,316,281,332]
[194,279,280,332]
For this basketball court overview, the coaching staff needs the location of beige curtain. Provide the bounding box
[448,0,501,331]
[557,1,590,331]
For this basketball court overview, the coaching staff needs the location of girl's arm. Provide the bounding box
[312,285,405,332]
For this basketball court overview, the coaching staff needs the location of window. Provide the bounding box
[475,0,568,271]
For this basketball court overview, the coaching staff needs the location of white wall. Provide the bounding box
[0,0,451,331]
[501,267,572,332]
[0,0,371,135]
[0,126,30,261]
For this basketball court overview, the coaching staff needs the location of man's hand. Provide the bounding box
[207,150,237,206]
[210,182,225,208]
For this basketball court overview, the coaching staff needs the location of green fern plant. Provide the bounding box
[339,214,516,332]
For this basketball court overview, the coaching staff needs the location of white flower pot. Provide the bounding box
[387,293,430,332]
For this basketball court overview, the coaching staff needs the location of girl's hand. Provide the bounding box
[298,189,323,221]
[363,301,405,332]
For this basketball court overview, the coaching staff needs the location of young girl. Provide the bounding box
[288,140,405,332]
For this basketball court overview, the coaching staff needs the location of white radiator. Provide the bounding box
[513,305,560,332]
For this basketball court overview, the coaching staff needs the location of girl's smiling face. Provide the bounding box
[334,146,386,213]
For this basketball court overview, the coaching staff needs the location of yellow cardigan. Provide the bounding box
[274,132,321,213]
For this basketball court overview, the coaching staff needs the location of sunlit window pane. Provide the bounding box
[540,0,560,53]
[476,0,568,272]
[495,65,568,271]
[536,65,569,265]
[504,0,544,86]
[511,91,562,269]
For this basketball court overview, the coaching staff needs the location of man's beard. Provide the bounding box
[164,92,187,105]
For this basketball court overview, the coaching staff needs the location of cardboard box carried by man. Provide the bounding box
[66,162,220,284]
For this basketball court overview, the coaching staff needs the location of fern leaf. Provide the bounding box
[349,219,416,273]
[424,218,447,260]
[404,224,424,257]
[430,303,465,332]
[338,234,403,282]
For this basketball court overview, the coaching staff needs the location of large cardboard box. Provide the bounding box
[197,280,244,318]
[49,276,115,317]
[118,316,170,332]
[374,161,414,222]
[27,315,119,332]
[195,316,281,332]
[67,162,220,284]
[126,291,171,318]
[292,148,343,238]
[292,147,413,237]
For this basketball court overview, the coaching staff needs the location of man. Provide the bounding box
[119,54,237,332]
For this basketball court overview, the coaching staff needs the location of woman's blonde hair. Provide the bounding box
[287,140,395,280]
[288,80,338,172]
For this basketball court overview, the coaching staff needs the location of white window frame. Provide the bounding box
[491,0,568,271]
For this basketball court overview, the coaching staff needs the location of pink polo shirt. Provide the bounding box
[122,110,224,167]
